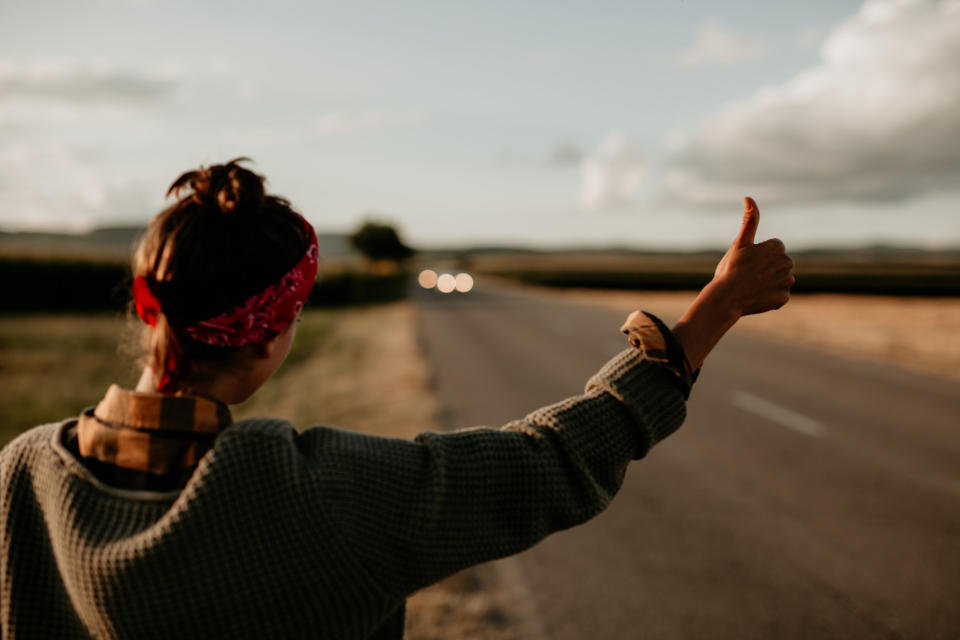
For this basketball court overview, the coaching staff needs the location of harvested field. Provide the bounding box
[466,249,960,295]
[537,287,960,383]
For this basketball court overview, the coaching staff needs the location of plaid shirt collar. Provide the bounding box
[75,385,232,491]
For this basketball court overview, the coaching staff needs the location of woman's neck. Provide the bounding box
[135,367,238,405]
[135,367,164,394]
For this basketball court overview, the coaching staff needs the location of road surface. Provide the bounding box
[413,281,960,640]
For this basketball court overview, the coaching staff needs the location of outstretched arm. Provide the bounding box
[302,336,689,597]
[299,197,793,597]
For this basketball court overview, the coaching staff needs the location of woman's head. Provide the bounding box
[132,158,317,396]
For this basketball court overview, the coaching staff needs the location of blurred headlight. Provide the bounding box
[454,273,474,293]
[418,269,438,289]
[437,273,456,293]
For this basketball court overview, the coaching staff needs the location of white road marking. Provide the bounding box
[731,391,826,437]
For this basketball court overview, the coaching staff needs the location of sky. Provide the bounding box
[1,0,959,250]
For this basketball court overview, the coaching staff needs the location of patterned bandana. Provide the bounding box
[133,217,319,348]
[184,222,319,347]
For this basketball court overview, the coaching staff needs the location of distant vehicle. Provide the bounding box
[418,269,474,294]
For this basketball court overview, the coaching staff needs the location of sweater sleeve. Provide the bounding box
[297,314,690,598]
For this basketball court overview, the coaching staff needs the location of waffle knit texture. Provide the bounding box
[2,340,689,639]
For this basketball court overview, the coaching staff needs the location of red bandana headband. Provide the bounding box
[133,218,319,348]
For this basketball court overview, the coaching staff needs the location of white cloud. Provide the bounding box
[579,132,645,211]
[662,0,960,207]
[0,59,179,230]
[0,98,164,132]
[0,144,153,231]
[671,22,773,67]
[0,58,179,140]
[227,109,422,146]
[548,141,583,167]
[312,110,419,136]
[0,59,178,104]
[791,26,826,50]
[93,0,158,6]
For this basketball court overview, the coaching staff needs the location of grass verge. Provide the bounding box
[0,312,139,447]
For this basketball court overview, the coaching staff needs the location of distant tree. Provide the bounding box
[349,221,415,265]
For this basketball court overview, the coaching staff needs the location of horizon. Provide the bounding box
[3,222,960,255]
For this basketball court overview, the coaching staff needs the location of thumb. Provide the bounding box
[734,196,759,247]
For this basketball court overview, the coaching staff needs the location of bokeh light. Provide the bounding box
[418,269,438,289]
[436,273,456,293]
[455,273,474,293]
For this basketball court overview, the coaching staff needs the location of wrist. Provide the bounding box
[671,280,740,371]
[692,279,742,328]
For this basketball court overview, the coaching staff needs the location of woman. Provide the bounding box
[0,159,793,639]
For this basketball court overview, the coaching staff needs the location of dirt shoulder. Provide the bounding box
[535,287,960,383]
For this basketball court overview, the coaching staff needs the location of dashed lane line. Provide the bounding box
[731,390,826,437]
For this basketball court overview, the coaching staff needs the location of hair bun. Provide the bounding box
[167,157,265,215]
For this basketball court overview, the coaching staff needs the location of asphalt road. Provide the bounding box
[413,281,960,640]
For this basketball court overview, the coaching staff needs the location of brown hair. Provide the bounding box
[132,158,310,392]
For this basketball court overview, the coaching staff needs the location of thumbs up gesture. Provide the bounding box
[711,197,794,316]
[670,197,794,370]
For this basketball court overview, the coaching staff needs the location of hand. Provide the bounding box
[709,197,794,317]
[671,197,794,371]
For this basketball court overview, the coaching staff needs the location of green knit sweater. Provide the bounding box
[1,347,687,639]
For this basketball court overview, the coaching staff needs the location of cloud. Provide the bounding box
[662,0,960,207]
[0,59,178,104]
[312,110,419,136]
[579,132,645,211]
[0,59,179,137]
[671,22,773,67]
[547,141,584,167]
[0,144,153,231]
[228,109,422,146]
[791,26,827,50]
[92,0,158,6]
[0,60,177,230]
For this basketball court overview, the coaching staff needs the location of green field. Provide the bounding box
[0,254,409,314]
[0,313,136,446]
[0,309,340,449]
